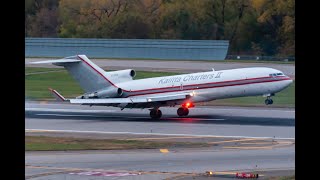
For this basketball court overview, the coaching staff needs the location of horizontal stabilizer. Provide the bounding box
[29,59,81,64]
[48,88,67,101]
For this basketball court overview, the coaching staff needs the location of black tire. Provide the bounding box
[265,99,269,105]
[150,109,162,119]
[177,107,189,116]
[269,99,273,104]
[183,108,189,116]
[156,110,162,119]
[177,107,185,116]
[150,110,156,119]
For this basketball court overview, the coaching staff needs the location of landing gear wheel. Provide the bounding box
[177,107,189,117]
[150,109,162,119]
[183,108,189,116]
[269,99,273,104]
[265,99,269,105]
[265,98,273,105]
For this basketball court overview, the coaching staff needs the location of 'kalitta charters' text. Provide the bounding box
[158,72,223,84]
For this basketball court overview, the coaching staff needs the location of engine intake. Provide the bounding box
[117,88,123,96]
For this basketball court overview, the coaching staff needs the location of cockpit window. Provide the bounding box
[269,73,284,77]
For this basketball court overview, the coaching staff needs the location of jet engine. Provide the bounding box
[105,69,136,83]
[94,87,123,98]
[79,87,123,99]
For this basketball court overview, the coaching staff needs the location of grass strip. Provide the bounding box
[26,136,209,151]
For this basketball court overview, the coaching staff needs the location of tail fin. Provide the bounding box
[31,55,116,93]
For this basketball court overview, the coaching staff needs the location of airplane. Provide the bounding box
[30,55,293,119]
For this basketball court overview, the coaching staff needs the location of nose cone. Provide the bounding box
[289,79,293,84]
[283,77,293,88]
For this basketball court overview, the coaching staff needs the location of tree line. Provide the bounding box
[25,0,295,56]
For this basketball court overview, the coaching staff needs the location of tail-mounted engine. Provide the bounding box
[104,69,136,83]
[78,87,123,99]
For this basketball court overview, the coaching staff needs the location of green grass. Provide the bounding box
[25,136,208,151]
[25,67,295,107]
[25,67,64,74]
[25,68,84,99]
[25,67,179,99]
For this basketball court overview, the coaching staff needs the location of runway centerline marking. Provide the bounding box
[25,129,295,140]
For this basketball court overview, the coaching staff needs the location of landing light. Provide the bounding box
[182,102,194,108]
[189,91,195,96]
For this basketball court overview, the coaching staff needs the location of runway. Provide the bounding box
[26,148,294,180]
[26,101,294,139]
[25,58,295,78]
[25,101,295,179]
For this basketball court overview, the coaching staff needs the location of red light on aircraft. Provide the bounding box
[182,102,194,108]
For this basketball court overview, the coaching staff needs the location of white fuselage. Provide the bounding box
[116,67,292,104]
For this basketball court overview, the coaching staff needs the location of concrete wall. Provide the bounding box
[25,38,229,60]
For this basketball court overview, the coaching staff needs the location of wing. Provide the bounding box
[48,88,194,109]
[69,93,193,108]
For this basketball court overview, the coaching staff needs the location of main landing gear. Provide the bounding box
[149,102,193,119]
[265,97,274,105]
[150,109,162,119]
[177,107,189,117]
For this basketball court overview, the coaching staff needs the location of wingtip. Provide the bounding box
[48,88,67,101]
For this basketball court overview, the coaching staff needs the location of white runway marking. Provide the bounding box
[25,129,295,140]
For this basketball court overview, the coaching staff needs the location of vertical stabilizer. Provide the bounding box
[31,55,116,93]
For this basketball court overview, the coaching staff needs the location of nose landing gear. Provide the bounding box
[265,97,274,105]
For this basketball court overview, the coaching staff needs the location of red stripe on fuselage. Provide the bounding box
[127,76,281,93]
